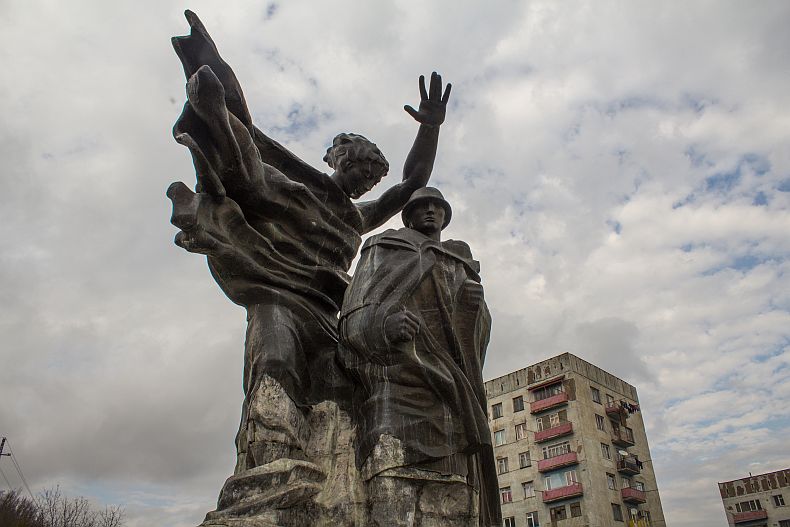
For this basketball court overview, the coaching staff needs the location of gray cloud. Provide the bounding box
[1,1,789,526]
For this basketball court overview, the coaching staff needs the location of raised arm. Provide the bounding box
[359,72,451,233]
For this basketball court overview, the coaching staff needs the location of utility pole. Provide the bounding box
[0,437,9,458]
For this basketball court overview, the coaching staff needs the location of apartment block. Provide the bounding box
[485,353,665,527]
[718,469,790,526]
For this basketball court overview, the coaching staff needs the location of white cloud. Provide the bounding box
[1,1,788,526]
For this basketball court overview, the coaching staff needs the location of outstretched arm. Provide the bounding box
[360,72,451,233]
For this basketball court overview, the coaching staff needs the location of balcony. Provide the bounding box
[530,392,569,414]
[611,427,635,447]
[606,402,624,419]
[732,510,768,523]
[621,487,647,504]
[534,421,573,443]
[616,457,641,475]
[537,452,578,472]
[542,483,583,503]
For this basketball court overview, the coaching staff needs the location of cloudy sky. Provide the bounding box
[1,0,788,525]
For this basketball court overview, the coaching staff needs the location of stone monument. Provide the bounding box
[167,10,500,526]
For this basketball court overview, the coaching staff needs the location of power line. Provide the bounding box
[7,441,35,501]
[0,464,12,491]
[0,437,35,501]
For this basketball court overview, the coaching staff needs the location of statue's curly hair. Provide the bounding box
[323,133,389,177]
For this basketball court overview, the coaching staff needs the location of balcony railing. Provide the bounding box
[530,392,569,414]
[616,457,641,475]
[611,427,635,447]
[537,451,578,472]
[534,421,573,443]
[732,510,768,523]
[621,487,647,504]
[542,483,583,503]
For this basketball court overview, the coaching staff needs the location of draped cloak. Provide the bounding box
[338,228,502,527]
[168,11,363,407]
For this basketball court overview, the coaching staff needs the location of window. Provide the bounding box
[526,511,540,527]
[633,480,644,491]
[492,403,503,419]
[504,517,516,527]
[515,423,527,440]
[570,502,581,517]
[497,457,509,474]
[607,473,617,490]
[779,521,790,527]
[622,477,631,489]
[595,414,606,430]
[533,382,564,402]
[641,511,652,523]
[549,505,567,521]
[542,441,571,459]
[545,470,577,490]
[500,486,513,504]
[736,499,763,512]
[519,451,532,468]
[601,443,611,460]
[513,395,525,412]
[591,387,601,403]
[494,429,505,446]
[606,394,615,405]
[773,494,786,507]
[624,426,634,443]
[612,503,624,522]
[522,481,535,498]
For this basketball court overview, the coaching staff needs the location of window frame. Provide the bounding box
[522,481,535,499]
[519,451,532,468]
[497,456,509,474]
[500,486,513,504]
[595,414,606,431]
[513,395,525,412]
[612,503,624,522]
[492,402,503,419]
[515,422,527,440]
[773,494,786,507]
[591,386,601,403]
[601,443,611,460]
[494,429,506,446]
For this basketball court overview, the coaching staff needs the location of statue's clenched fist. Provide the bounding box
[384,309,421,343]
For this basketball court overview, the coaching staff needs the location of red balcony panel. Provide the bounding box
[621,487,647,504]
[534,422,573,443]
[606,403,623,418]
[732,510,768,523]
[542,483,583,503]
[530,392,569,413]
[537,452,578,472]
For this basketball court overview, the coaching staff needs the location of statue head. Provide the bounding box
[324,133,389,199]
[402,187,452,239]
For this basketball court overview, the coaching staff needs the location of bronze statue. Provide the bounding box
[167,10,457,526]
[168,9,450,468]
[339,188,501,526]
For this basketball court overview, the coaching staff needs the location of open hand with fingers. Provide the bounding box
[384,308,421,343]
[404,72,452,128]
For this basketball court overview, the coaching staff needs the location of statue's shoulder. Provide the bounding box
[361,228,421,252]
[441,239,481,275]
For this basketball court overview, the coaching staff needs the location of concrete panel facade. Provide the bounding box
[485,353,665,526]
[718,469,790,526]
